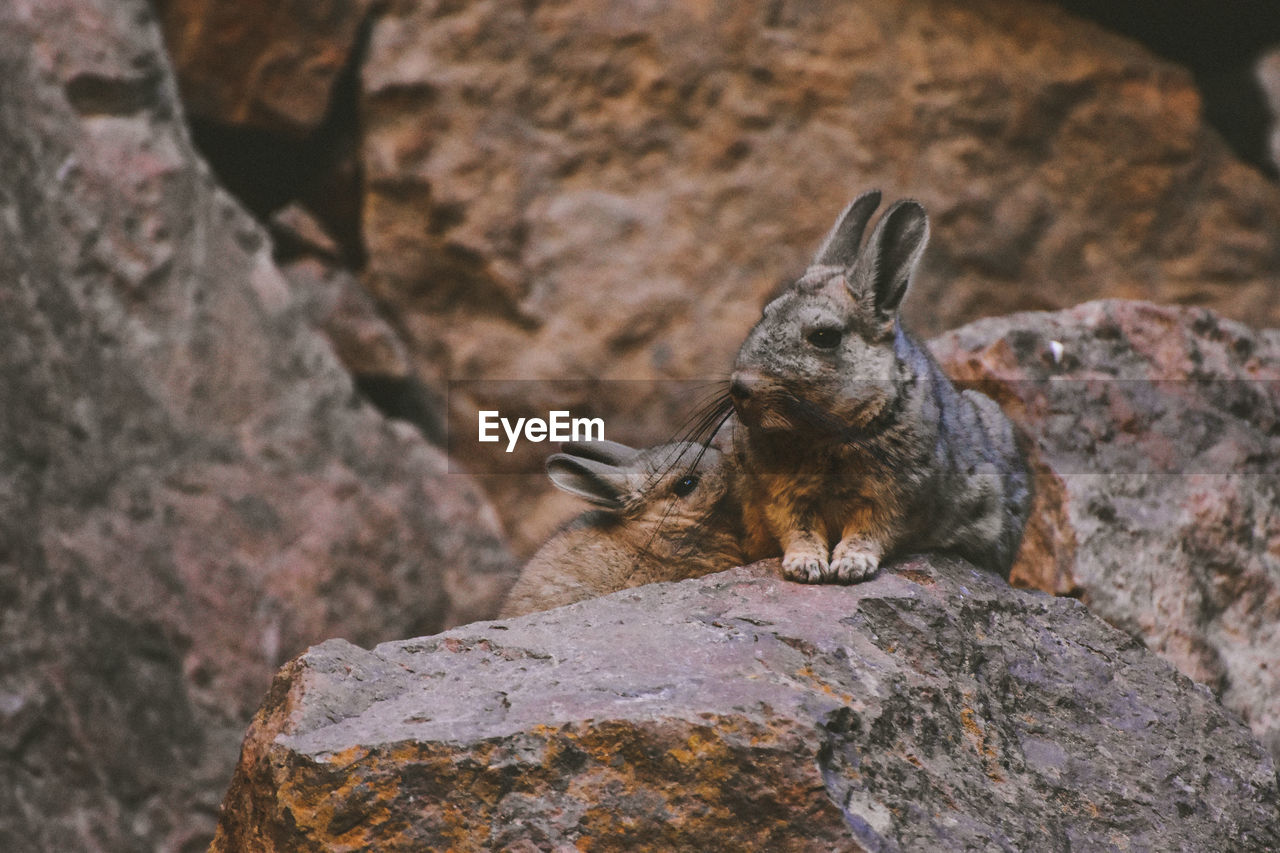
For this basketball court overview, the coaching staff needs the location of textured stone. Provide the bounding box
[1258,47,1280,175]
[212,558,1280,851]
[357,0,1280,550]
[0,0,513,849]
[155,0,371,136]
[933,299,1280,759]
[285,255,414,381]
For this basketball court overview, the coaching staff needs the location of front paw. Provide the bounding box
[830,540,880,583]
[781,548,829,584]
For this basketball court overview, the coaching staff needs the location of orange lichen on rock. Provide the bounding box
[213,558,1280,850]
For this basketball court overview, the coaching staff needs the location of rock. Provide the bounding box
[1047,1,1280,179]
[284,255,414,382]
[0,0,514,848]
[1258,47,1280,176]
[212,558,1280,851]
[271,202,346,262]
[274,211,454,447]
[932,299,1280,759]
[282,254,452,446]
[358,0,1280,547]
[154,0,372,137]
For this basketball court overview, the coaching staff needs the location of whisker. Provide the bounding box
[634,386,734,492]
[636,402,735,561]
[674,390,735,446]
[666,384,733,443]
[683,401,734,468]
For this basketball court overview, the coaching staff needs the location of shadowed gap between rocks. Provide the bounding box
[181,11,372,268]
[1050,0,1280,178]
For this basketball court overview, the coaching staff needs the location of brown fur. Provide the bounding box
[500,440,747,617]
[730,192,1031,583]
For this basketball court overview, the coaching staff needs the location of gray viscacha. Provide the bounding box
[729,190,1032,583]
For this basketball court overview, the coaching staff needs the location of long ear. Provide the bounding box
[850,199,929,318]
[546,454,629,509]
[811,190,882,267]
[558,439,638,467]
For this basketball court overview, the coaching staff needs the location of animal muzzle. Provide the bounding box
[728,370,762,407]
[730,370,790,429]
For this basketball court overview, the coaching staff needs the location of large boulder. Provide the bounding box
[212,558,1280,851]
[0,0,514,848]
[933,299,1280,759]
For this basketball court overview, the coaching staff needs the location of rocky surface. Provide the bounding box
[6,0,1280,848]
[1259,47,1280,175]
[933,299,1280,759]
[349,0,1280,548]
[146,0,1280,554]
[1048,1,1280,178]
[363,0,1280,346]
[212,557,1280,851]
[154,0,372,137]
[0,0,514,849]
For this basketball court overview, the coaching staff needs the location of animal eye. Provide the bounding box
[672,475,699,497]
[806,327,842,349]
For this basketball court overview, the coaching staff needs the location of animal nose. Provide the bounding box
[729,372,758,402]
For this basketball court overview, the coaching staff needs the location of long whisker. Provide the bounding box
[666,383,734,444]
[674,387,735,447]
[631,390,737,563]
[682,399,734,469]
[581,377,739,574]
[633,385,735,493]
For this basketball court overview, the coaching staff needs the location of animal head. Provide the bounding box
[730,190,930,435]
[545,439,737,556]
[499,438,747,617]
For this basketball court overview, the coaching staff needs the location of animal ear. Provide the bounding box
[545,454,629,509]
[850,199,929,318]
[557,439,638,467]
[811,189,882,267]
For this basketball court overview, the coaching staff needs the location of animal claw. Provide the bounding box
[781,550,829,584]
[830,542,880,583]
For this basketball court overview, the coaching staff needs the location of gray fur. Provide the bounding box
[812,189,883,267]
[729,194,1031,583]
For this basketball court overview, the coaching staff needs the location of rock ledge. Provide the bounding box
[214,558,1280,851]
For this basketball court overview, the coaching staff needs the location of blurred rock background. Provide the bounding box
[159,0,1280,553]
[2,0,1279,849]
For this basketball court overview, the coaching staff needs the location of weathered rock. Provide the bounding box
[1258,46,1280,175]
[0,0,513,848]
[271,202,346,262]
[213,558,1280,851]
[1047,1,1280,178]
[933,299,1280,759]
[154,0,372,137]
[359,0,1280,539]
[285,255,414,382]
[283,252,453,447]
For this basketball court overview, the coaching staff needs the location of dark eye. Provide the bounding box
[806,327,842,349]
[672,475,699,497]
